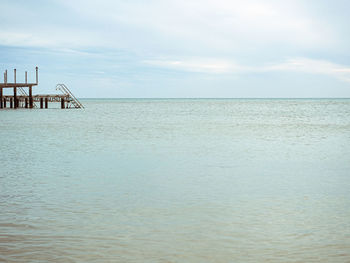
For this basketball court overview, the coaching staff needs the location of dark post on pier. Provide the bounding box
[0,67,84,109]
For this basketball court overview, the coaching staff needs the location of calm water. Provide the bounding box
[1,99,350,262]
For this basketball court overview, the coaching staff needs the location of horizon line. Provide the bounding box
[78,97,350,99]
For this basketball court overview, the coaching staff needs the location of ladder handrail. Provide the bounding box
[58,84,84,108]
[55,84,84,108]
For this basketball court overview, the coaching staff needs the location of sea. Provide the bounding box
[1,99,350,262]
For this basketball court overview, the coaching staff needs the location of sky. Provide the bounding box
[0,0,350,98]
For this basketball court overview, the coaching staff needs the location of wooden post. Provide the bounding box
[45,97,48,108]
[1,72,3,108]
[40,97,43,108]
[25,98,28,108]
[25,71,27,84]
[36,67,38,84]
[14,69,17,108]
[3,98,6,108]
[10,98,13,108]
[0,88,2,109]
[29,86,33,108]
[61,98,65,109]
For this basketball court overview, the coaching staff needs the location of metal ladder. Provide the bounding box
[18,87,37,108]
[56,84,84,109]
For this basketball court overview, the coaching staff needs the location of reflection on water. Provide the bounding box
[1,99,350,262]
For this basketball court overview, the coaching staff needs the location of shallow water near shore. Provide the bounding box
[1,98,350,262]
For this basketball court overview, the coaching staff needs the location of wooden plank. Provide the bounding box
[0,83,38,88]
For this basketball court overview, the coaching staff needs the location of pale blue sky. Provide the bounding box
[1,0,350,97]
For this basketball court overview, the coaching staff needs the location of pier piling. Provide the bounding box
[0,88,2,109]
[29,86,33,108]
[14,69,17,108]
[1,72,3,109]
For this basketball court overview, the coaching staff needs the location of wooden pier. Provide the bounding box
[0,67,83,109]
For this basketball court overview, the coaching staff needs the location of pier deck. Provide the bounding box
[0,83,38,88]
[3,94,69,102]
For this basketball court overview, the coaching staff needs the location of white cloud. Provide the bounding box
[264,58,350,83]
[145,57,350,83]
[144,59,241,74]
[0,0,336,51]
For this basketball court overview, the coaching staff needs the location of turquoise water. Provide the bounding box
[1,99,350,262]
